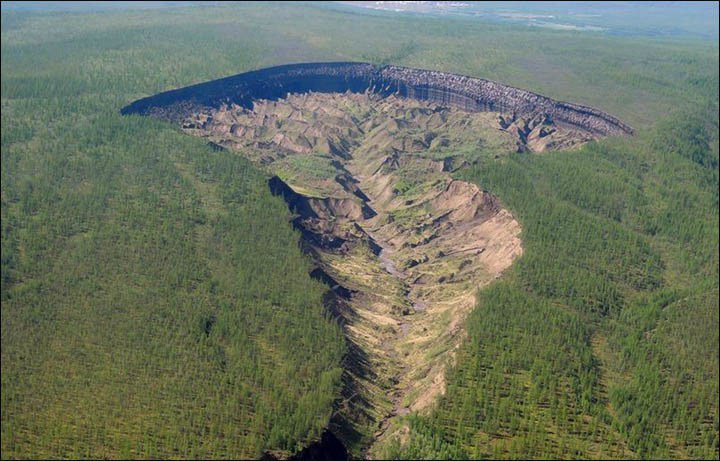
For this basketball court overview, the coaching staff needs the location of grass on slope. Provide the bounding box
[1,8,346,459]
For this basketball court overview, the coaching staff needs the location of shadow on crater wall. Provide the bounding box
[121,62,632,137]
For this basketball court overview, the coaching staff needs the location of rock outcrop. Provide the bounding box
[122,62,632,137]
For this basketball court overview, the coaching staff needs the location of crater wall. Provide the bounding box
[121,62,632,137]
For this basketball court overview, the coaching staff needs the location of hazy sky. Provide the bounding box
[2,1,718,40]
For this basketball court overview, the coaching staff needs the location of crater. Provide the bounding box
[122,62,631,457]
[122,62,632,139]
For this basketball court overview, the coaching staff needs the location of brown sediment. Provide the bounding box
[178,92,526,455]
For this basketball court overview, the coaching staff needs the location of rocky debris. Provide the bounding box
[219,94,524,454]
[182,90,595,160]
[335,174,371,201]
[404,255,429,269]
[269,175,378,253]
[499,113,593,152]
[122,62,632,138]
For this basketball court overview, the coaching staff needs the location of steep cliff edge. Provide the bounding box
[122,62,632,138]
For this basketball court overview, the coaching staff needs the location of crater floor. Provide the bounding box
[178,91,575,454]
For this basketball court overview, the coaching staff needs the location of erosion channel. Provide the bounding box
[122,62,631,458]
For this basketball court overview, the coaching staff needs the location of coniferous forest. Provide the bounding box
[1,3,718,460]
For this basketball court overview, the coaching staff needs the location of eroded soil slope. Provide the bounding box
[180,92,590,453]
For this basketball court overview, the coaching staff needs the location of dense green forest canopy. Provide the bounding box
[1,2,718,459]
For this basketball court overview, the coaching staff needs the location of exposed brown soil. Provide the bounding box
[178,91,593,455]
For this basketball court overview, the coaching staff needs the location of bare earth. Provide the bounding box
[180,92,593,454]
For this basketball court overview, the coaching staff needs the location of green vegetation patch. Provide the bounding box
[273,153,344,198]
